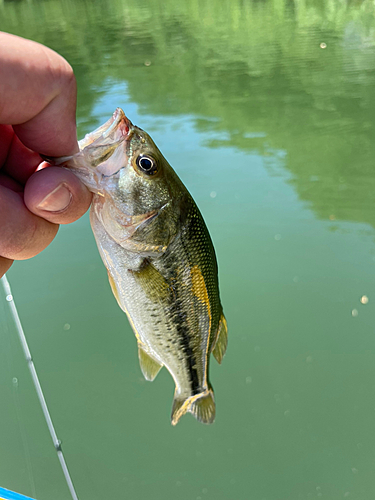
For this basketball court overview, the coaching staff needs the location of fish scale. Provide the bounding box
[47,108,227,425]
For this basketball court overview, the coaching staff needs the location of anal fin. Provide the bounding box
[138,345,163,381]
[212,313,228,364]
[107,271,121,307]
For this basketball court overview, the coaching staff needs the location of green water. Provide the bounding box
[2,0,375,498]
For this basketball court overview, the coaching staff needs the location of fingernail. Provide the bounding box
[37,184,72,212]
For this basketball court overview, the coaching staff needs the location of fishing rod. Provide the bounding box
[1,275,79,500]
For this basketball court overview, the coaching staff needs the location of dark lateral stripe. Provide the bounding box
[172,299,200,394]
[162,196,208,395]
[175,199,208,394]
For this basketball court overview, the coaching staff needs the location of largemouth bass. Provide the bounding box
[48,108,227,425]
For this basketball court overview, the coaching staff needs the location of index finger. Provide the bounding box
[0,32,78,156]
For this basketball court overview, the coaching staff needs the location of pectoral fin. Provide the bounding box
[138,345,163,381]
[132,260,172,302]
[212,313,228,364]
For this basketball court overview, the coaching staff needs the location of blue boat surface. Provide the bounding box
[0,488,35,500]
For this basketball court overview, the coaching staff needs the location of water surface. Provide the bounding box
[1,1,375,499]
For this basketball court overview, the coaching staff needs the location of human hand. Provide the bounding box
[0,32,92,278]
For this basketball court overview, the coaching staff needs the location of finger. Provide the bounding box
[0,257,13,278]
[0,125,14,166]
[2,132,42,184]
[0,32,78,156]
[24,167,92,224]
[0,185,58,260]
[0,173,23,191]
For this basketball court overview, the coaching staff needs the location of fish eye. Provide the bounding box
[136,154,157,175]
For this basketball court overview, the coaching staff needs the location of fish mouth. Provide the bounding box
[78,108,131,152]
[40,108,133,168]
[42,108,133,190]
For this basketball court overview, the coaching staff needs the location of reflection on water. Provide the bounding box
[1,0,375,226]
[1,1,375,499]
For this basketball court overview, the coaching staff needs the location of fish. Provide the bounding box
[46,108,227,425]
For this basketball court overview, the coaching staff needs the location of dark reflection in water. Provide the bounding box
[2,0,375,227]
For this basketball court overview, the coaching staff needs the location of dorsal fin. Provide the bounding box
[212,313,228,364]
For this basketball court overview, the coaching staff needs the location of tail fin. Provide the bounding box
[171,388,215,426]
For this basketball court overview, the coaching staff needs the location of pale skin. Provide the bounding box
[0,32,92,277]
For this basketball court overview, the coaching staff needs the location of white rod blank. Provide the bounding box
[1,275,79,500]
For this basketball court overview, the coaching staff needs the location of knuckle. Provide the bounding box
[42,46,76,99]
